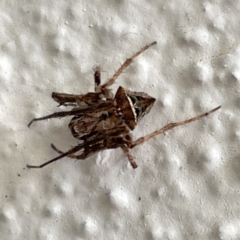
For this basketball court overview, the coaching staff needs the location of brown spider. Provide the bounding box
[27,41,221,169]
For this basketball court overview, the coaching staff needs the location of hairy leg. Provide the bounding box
[101,41,157,89]
[121,145,137,169]
[50,143,82,158]
[28,108,87,127]
[27,143,85,168]
[130,106,221,148]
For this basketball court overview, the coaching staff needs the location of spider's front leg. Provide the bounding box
[101,41,157,89]
[114,106,221,169]
[130,106,221,148]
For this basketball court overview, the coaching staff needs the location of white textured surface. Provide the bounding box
[1,1,239,240]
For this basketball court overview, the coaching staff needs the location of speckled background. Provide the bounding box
[1,1,239,239]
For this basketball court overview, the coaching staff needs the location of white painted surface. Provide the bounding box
[0,1,239,239]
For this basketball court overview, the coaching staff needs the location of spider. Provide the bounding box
[27,41,221,169]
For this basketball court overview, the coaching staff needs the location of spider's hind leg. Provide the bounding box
[27,143,85,168]
[51,143,82,158]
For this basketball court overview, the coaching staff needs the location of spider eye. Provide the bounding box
[135,107,142,117]
[129,96,137,105]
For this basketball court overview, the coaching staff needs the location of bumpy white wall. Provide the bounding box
[1,1,239,239]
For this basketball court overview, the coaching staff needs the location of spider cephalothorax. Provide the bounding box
[115,86,156,130]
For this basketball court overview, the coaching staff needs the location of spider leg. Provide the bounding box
[51,92,81,106]
[94,65,101,91]
[121,145,137,169]
[130,106,221,148]
[52,91,104,107]
[51,143,82,158]
[93,65,114,99]
[28,102,113,127]
[51,143,65,154]
[27,143,85,168]
[50,144,100,160]
[28,108,87,127]
[51,141,109,160]
[28,126,130,168]
[101,41,157,89]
